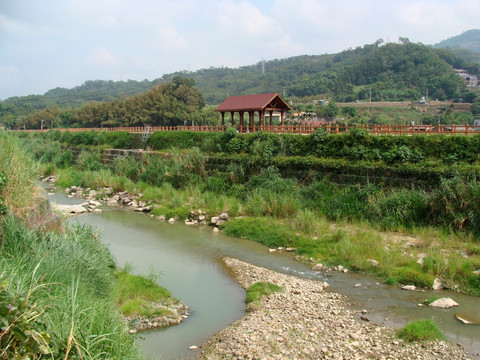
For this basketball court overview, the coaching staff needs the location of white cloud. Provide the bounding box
[217,1,279,36]
[1,0,479,99]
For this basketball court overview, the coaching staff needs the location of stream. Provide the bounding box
[47,192,480,360]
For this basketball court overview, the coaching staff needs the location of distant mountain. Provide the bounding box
[434,29,480,53]
[433,29,480,64]
[2,38,479,127]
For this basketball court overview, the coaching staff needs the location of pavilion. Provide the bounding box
[214,93,292,131]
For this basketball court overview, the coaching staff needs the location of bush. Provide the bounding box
[367,189,432,230]
[76,150,102,171]
[110,155,142,181]
[397,319,445,342]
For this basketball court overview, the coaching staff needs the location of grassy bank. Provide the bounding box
[0,216,141,359]
[0,132,145,358]
[16,131,480,295]
[49,164,480,295]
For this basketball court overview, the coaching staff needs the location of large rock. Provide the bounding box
[429,297,459,309]
[51,203,87,215]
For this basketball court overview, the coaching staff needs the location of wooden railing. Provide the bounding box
[12,124,480,136]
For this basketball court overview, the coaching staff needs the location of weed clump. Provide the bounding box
[397,319,445,342]
[245,282,282,306]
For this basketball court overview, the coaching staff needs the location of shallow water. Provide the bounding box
[48,192,480,359]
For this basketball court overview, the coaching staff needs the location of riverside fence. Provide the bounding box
[12,124,480,136]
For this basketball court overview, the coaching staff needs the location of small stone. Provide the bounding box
[312,263,323,271]
[402,285,416,291]
[189,345,198,350]
[367,259,379,267]
[354,284,362,288]
[433,278,442,290]
[219,213,229,220]
[213,227,219,232]
[168,218,175,224]
[268,249,277,253]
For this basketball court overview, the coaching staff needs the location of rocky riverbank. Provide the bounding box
[200,258,472,360]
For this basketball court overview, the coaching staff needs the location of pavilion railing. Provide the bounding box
[11,124,480,136]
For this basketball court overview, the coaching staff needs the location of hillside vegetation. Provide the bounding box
[433,29,480,54]
[2,39,480,129]
[15,77,210,129]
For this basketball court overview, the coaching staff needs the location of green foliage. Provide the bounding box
[115,268,177,317]
[221,217,299,249]
[0,281,52,359]
[397,319,445,343]
[367,189,432,230]
[0,216,140,359]
[75,150,102,171]
[110,155,142,181]
[15,80,207,129]
[245,282,282,305]
[0,133,37,216]
[430,177,480,234]
[0,172,7,215]
[393,267,434,288]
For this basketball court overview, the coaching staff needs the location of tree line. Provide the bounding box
[14,77,218,130]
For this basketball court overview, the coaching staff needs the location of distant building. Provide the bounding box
[454,69,478,87]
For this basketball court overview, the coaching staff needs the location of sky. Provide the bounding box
[1,0,479,100]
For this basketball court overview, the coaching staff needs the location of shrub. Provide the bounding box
[76,150,102,171]
[367,189,432,230]
[110,155,142,181]
[0,281,52,359]
[397,319,445,342]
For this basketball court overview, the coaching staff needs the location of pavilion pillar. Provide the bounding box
[249,111,254,132]
[230,112,235,126]
[269,110,273,126]
[221,112,225,128]
[261,110,265,127]
[281,110,285,126]
[240,112,244,132]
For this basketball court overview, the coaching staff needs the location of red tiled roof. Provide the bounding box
[215,93,291,112]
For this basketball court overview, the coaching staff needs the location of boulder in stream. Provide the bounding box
[429,297,459,309]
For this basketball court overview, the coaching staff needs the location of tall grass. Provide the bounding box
[0,132,38,217]
[0,216,141,359]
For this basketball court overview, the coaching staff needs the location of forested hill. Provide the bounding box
[1,40,480,127]
[433,29,480,66]
[433,29,480,54]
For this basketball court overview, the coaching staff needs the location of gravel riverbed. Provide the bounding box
[200,257,471,360]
